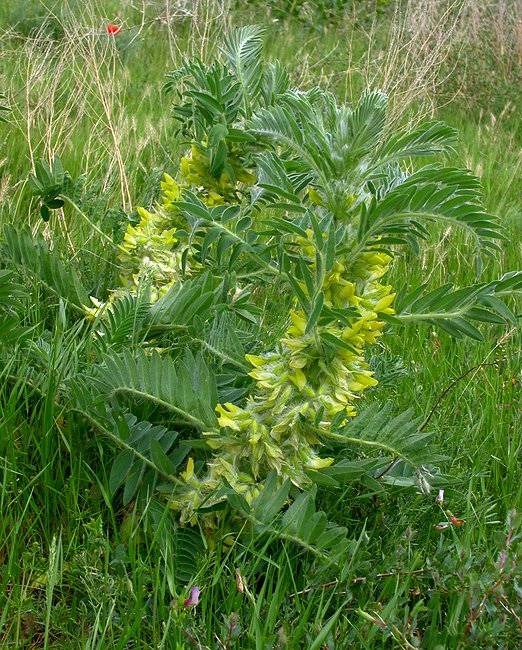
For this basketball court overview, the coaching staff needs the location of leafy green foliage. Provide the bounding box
[2,224,89,311]
[165,59,243,139]
[164,25,293,186]
[228,470,358,573]
[1,7,521,648]
[247,93,503,261]
[148,273,219,327]
[221,25,265,119]
[331,402,439,467]
[358,166,504,256]
[175,191,271,272]
[27,157,71,222]
[144,499,206,583]
[68,378,190,504]
[375,120,458,163]
[108,415,183,505]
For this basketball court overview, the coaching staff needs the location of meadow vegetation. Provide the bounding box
[0,1,521,648]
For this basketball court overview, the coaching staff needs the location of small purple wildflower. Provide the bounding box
[435,489,444,504]
[183,586,200,607]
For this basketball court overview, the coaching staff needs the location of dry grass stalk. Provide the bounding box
[362,0,467,125]
[158,0,231,61]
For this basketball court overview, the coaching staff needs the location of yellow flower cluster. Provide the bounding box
[215,248,393,433]
[107,130,258,304]
[180,143,255,206]
[82,175,186,319]
[106,143,255,310]
[118,205,180,299]
[168,240,395,523]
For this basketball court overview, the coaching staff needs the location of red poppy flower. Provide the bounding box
[106,23,121,35]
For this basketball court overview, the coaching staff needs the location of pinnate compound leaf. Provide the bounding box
[221,25,265,117]
[395,273,521,339]
[172,526,206,582]
[3,225,89,311]
[93,291,150,352]
[346,89,388,158]
[228,471,351,566]
[359,167,505,254]
[67,380,186,503]
[373,120,459,166]
[91,348,218,430]
[327,403,441,473]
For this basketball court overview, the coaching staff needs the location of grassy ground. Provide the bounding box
[0,1,521,648]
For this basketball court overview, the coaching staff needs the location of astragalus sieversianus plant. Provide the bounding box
[3,27,520,563]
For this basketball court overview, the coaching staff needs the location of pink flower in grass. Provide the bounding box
[183,586,200,607]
